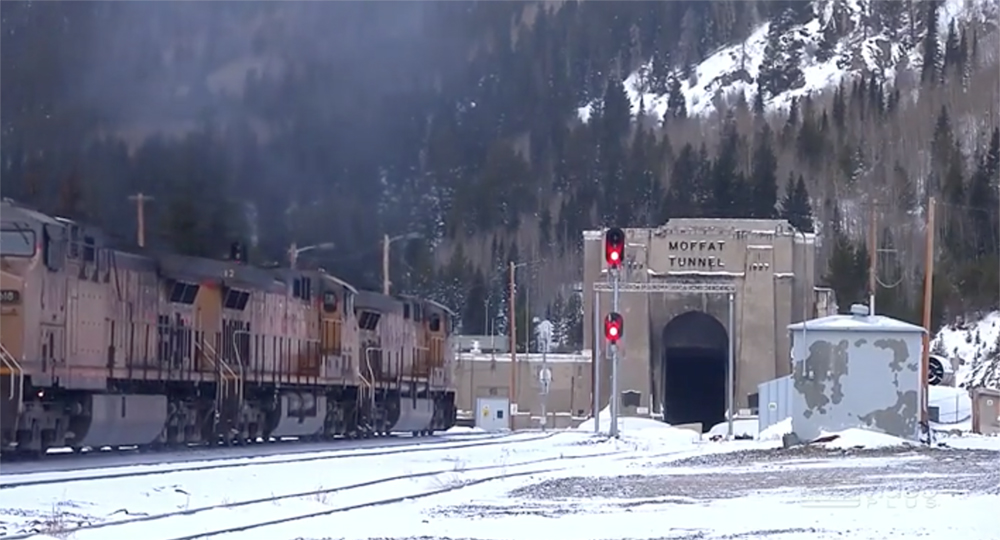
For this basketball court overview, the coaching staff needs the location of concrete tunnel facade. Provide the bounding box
[582,218,835,432]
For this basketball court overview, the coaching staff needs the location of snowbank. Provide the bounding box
[705,417,759,439]
[937,433,1000,451]
[444,426,486,435]
[816,428,915,449]
[574,406,700,451]
[758,417,792,441]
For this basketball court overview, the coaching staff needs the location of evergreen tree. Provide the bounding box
[749,123,779,218]
[929,106,954,199]
[921,1,940,84]
[780,173,814,233]
[597,78,631,224]
[816,21,837,63]
[461,269,489,335]
[660,143,703,222]
[967,128,999,258]
[562,291,584,351]
[56,168,86,220]
[548,291,567,351]
[757,8,805,100]
[710,120,742,217]
[665,76,687,120]
[648,46,671,95]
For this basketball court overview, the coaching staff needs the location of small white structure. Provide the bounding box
[787,304,926,443]
[475,397,510,432]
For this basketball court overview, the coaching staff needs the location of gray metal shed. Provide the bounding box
[787,304,927,443]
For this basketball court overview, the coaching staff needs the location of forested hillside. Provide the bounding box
[2,0,998,353]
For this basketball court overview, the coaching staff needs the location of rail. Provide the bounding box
[0,341,24,411]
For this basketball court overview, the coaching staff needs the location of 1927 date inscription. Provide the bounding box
[0,289,21,305]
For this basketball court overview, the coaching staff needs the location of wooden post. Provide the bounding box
[920,197,936,427]
[508,261,516,430]
[127,193,154,248]
[868,199,877,315]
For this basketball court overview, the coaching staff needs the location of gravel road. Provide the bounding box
[316,443,1000,540]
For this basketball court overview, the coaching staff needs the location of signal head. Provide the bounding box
[604,312,623,344]
[605,227,625,268]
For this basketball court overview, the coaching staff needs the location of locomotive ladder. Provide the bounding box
[196,338,243,441]
[0,341,24,412]
[360,347,381,433]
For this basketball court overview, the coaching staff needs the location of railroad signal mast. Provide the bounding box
[604,227,624,438]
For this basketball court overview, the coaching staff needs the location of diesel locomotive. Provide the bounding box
[0,199,457,456]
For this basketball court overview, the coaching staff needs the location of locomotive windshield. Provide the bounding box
[0,228,35,257]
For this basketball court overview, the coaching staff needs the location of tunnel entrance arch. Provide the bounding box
[661,311,728,431]
[590,280,736,434]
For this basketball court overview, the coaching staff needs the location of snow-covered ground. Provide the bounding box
[932,310,1000,389]
[5,414,998,540]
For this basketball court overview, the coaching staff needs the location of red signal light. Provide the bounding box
[605,227,625,269]
[604,312,623,345]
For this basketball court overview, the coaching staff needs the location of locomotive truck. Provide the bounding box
[0,199,457,457]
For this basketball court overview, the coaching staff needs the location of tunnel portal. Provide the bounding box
[661,311,728,432]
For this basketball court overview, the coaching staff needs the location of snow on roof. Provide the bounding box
[788,310,926,334]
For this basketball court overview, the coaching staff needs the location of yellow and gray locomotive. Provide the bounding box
[0,199,457,456]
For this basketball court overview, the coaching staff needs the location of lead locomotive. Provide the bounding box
[0,199,457,457]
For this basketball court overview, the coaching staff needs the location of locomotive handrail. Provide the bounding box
[0,341,24,409]
[363,347,380,386]
[194,337,242,398]
[230,329,252,404]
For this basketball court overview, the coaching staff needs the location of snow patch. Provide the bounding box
[444,426,486,434]
[575,406,701,451]
[816,428,915,449]
[705,417,759,439]
[758,417,793,441]
[937,432,1000,451]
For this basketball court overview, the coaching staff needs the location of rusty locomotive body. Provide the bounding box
[0,200,457,455]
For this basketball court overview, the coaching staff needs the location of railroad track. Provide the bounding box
[4,445,628,540]
[0,431,558,490]
[0,429,494,465]
[0,430,504,478]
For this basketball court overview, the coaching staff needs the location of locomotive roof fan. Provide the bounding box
[927,354,954,386]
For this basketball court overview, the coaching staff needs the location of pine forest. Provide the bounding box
[2,0,998,353]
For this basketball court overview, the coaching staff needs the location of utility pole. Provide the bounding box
[508,260,516,430]
[868,199,877,315]
[127,192,154,248]
[383,234,391,295]
[920,197,936,436]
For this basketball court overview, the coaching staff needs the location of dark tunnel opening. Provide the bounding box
[660,311,728,432]
[662,346,727,431]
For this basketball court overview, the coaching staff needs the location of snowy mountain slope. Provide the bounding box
[932,311,1000,389]
[577,0,999,123]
